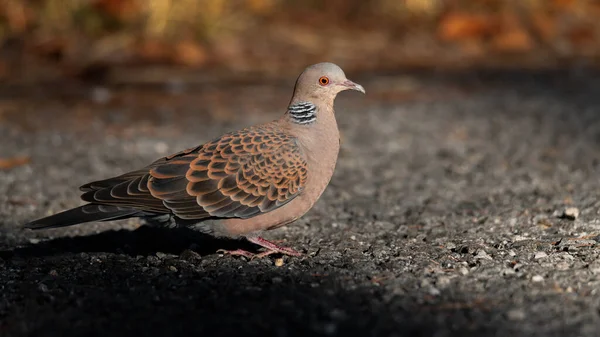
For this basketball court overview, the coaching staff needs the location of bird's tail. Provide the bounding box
[24,204,140,230]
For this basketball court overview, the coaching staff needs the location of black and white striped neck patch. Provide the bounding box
[288,102,317,125]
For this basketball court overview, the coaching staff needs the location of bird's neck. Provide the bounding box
[281,99,340,167]
[285,94,336,125]
[286,101,317,125]
[287,102,340,206]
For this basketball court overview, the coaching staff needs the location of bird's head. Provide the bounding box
[290,62,365,105]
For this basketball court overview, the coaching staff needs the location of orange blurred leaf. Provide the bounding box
[531,13,557,42]
[0,156,30,170]
[93,0,140,21]
[492,30,533,52]
[491,12,534,52]
[437,12,496,42]
[568,25,597,49]
[552,0,577,11]
[172,41,208,67]
[136,40,171,62]
[247,0,276,14]
[1,2,32,33]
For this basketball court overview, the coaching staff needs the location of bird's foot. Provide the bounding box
[216,248,276,260]
[247,236,302,257]
[217,237,302,260]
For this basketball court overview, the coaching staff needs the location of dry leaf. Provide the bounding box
[437,12,496,42]
[532,13,557,42]
[93,0,140,21]
[491,12,534,52]
[136,40,171,62]
[172,41,208,67]
[492,29,533,52]
[568,25,596,49]
[0,156,30,170]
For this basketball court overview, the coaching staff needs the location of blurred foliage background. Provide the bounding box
[0,0,599,83]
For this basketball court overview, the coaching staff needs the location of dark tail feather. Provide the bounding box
[24,204,140,230]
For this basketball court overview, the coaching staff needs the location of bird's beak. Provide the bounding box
[341,79,366,94]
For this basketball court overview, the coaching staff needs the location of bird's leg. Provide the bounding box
[216,237,302,259]
[247,236,302,258]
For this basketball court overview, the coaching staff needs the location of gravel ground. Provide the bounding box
[1,70,600,337]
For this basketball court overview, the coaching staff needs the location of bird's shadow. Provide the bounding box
[0,227,511,337]
[0,226,257,259]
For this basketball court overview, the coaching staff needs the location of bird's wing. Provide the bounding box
[79,124,308,220]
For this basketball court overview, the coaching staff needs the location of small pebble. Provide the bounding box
[531,275,544,282]
[513,235,528,242]
[428,287,441,296]
[502,268,516,276]
[168,266,178,272]
[588,261,600,275]
[38,283,49,292]
[436,276,451,288]
[534,252,548,259]
[506,308,526,321]
[562,207,579,220]
[156,252,166,259]
[91,87,112,104]
[323,323,337,335]
[475,250,493,260]
[330,308,347,320]
[274,258,284,267]
[179,249,201,262]
[48,270,58,277]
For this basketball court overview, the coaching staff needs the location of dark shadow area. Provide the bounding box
[0,227,257,259]
[0,258,506,337]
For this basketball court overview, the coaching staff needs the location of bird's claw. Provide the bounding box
[216,248,299,260]
[247,236,303,257]
[217,236,302,259]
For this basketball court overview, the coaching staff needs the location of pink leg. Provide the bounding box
[216,237,302,259]
[247,236,302,257]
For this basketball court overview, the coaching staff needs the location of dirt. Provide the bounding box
[1,69,600,336]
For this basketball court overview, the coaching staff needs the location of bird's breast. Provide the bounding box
[211,117,341,237]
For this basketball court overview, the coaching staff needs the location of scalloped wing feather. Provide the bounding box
[78,124,308,221]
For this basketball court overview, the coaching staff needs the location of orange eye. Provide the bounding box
[318,76,330,86]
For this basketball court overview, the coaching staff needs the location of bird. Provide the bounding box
[24,62,365,259]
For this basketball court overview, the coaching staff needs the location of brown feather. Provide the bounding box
[73,124,307,221]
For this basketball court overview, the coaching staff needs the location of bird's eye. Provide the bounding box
[318,76,330,86]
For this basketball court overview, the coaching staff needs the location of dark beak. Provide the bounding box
[341,79,366,94]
